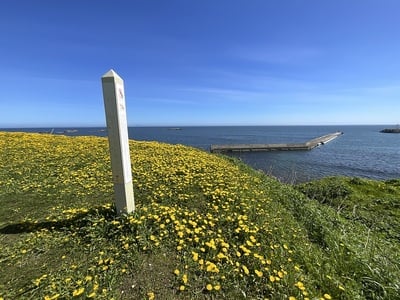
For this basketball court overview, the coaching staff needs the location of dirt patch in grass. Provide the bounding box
[119,251,179,300]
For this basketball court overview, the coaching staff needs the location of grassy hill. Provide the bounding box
[0,132,399,299]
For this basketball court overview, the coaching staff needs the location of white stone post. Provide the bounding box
[101,69,135,215]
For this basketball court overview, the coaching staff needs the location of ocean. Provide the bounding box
[2,125,400,183]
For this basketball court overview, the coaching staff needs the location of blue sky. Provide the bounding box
[1,0,399,127]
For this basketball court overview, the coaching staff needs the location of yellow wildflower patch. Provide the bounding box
[0,132,353,299]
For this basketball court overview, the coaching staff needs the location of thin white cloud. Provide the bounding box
[175,70,320,104]
[178,87,273,100]
[134,97,198,105]
[230,45,321,64]
[0,71,97,86]
[191,68,319,91]
[336,83,400,95]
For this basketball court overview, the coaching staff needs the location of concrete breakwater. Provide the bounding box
[210,132,343,153]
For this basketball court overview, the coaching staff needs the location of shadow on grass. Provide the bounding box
[0,205,117,235]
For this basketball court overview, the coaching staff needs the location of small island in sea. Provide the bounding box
[380,126,400,133]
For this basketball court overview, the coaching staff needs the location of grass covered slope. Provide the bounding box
[0,132,399,299]
[295,176,400,242]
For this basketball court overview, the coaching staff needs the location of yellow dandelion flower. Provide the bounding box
[217,252,227,259]
[179,285,185,291]
[182,274,188,284]
[174,269,180,276]
[295,281,306,291]
[241,265,250,275]
[85,275,93,282]
[34,278,41,286]
[289,297,296,300]
[269,275,276,282]
[72,287,84,297]
[323,294,332,300]
[214,284,221,291]
[206,261,219,273]
[255,269,263,277]
[88,292,96,298]
[192,251,199,261]
[147,291,155,300]
[206,284,213,291]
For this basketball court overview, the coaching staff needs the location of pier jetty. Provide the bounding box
[210,132,343,153]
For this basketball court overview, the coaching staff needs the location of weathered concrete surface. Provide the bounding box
[210,132,343,153]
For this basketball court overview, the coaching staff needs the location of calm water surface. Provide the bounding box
[3,126,400,183]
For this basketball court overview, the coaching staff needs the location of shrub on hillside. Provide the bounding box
[295,177,350,206]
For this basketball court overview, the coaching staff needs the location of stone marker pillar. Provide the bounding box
[101,69,135,215]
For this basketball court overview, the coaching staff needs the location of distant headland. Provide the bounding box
[380,127,400,133]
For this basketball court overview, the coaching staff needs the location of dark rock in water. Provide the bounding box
[380,128,400,133]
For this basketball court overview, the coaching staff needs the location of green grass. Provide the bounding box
[295,176,400,242]
[1,132,399,299]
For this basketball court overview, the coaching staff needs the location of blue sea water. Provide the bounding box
[2,125,400,183]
